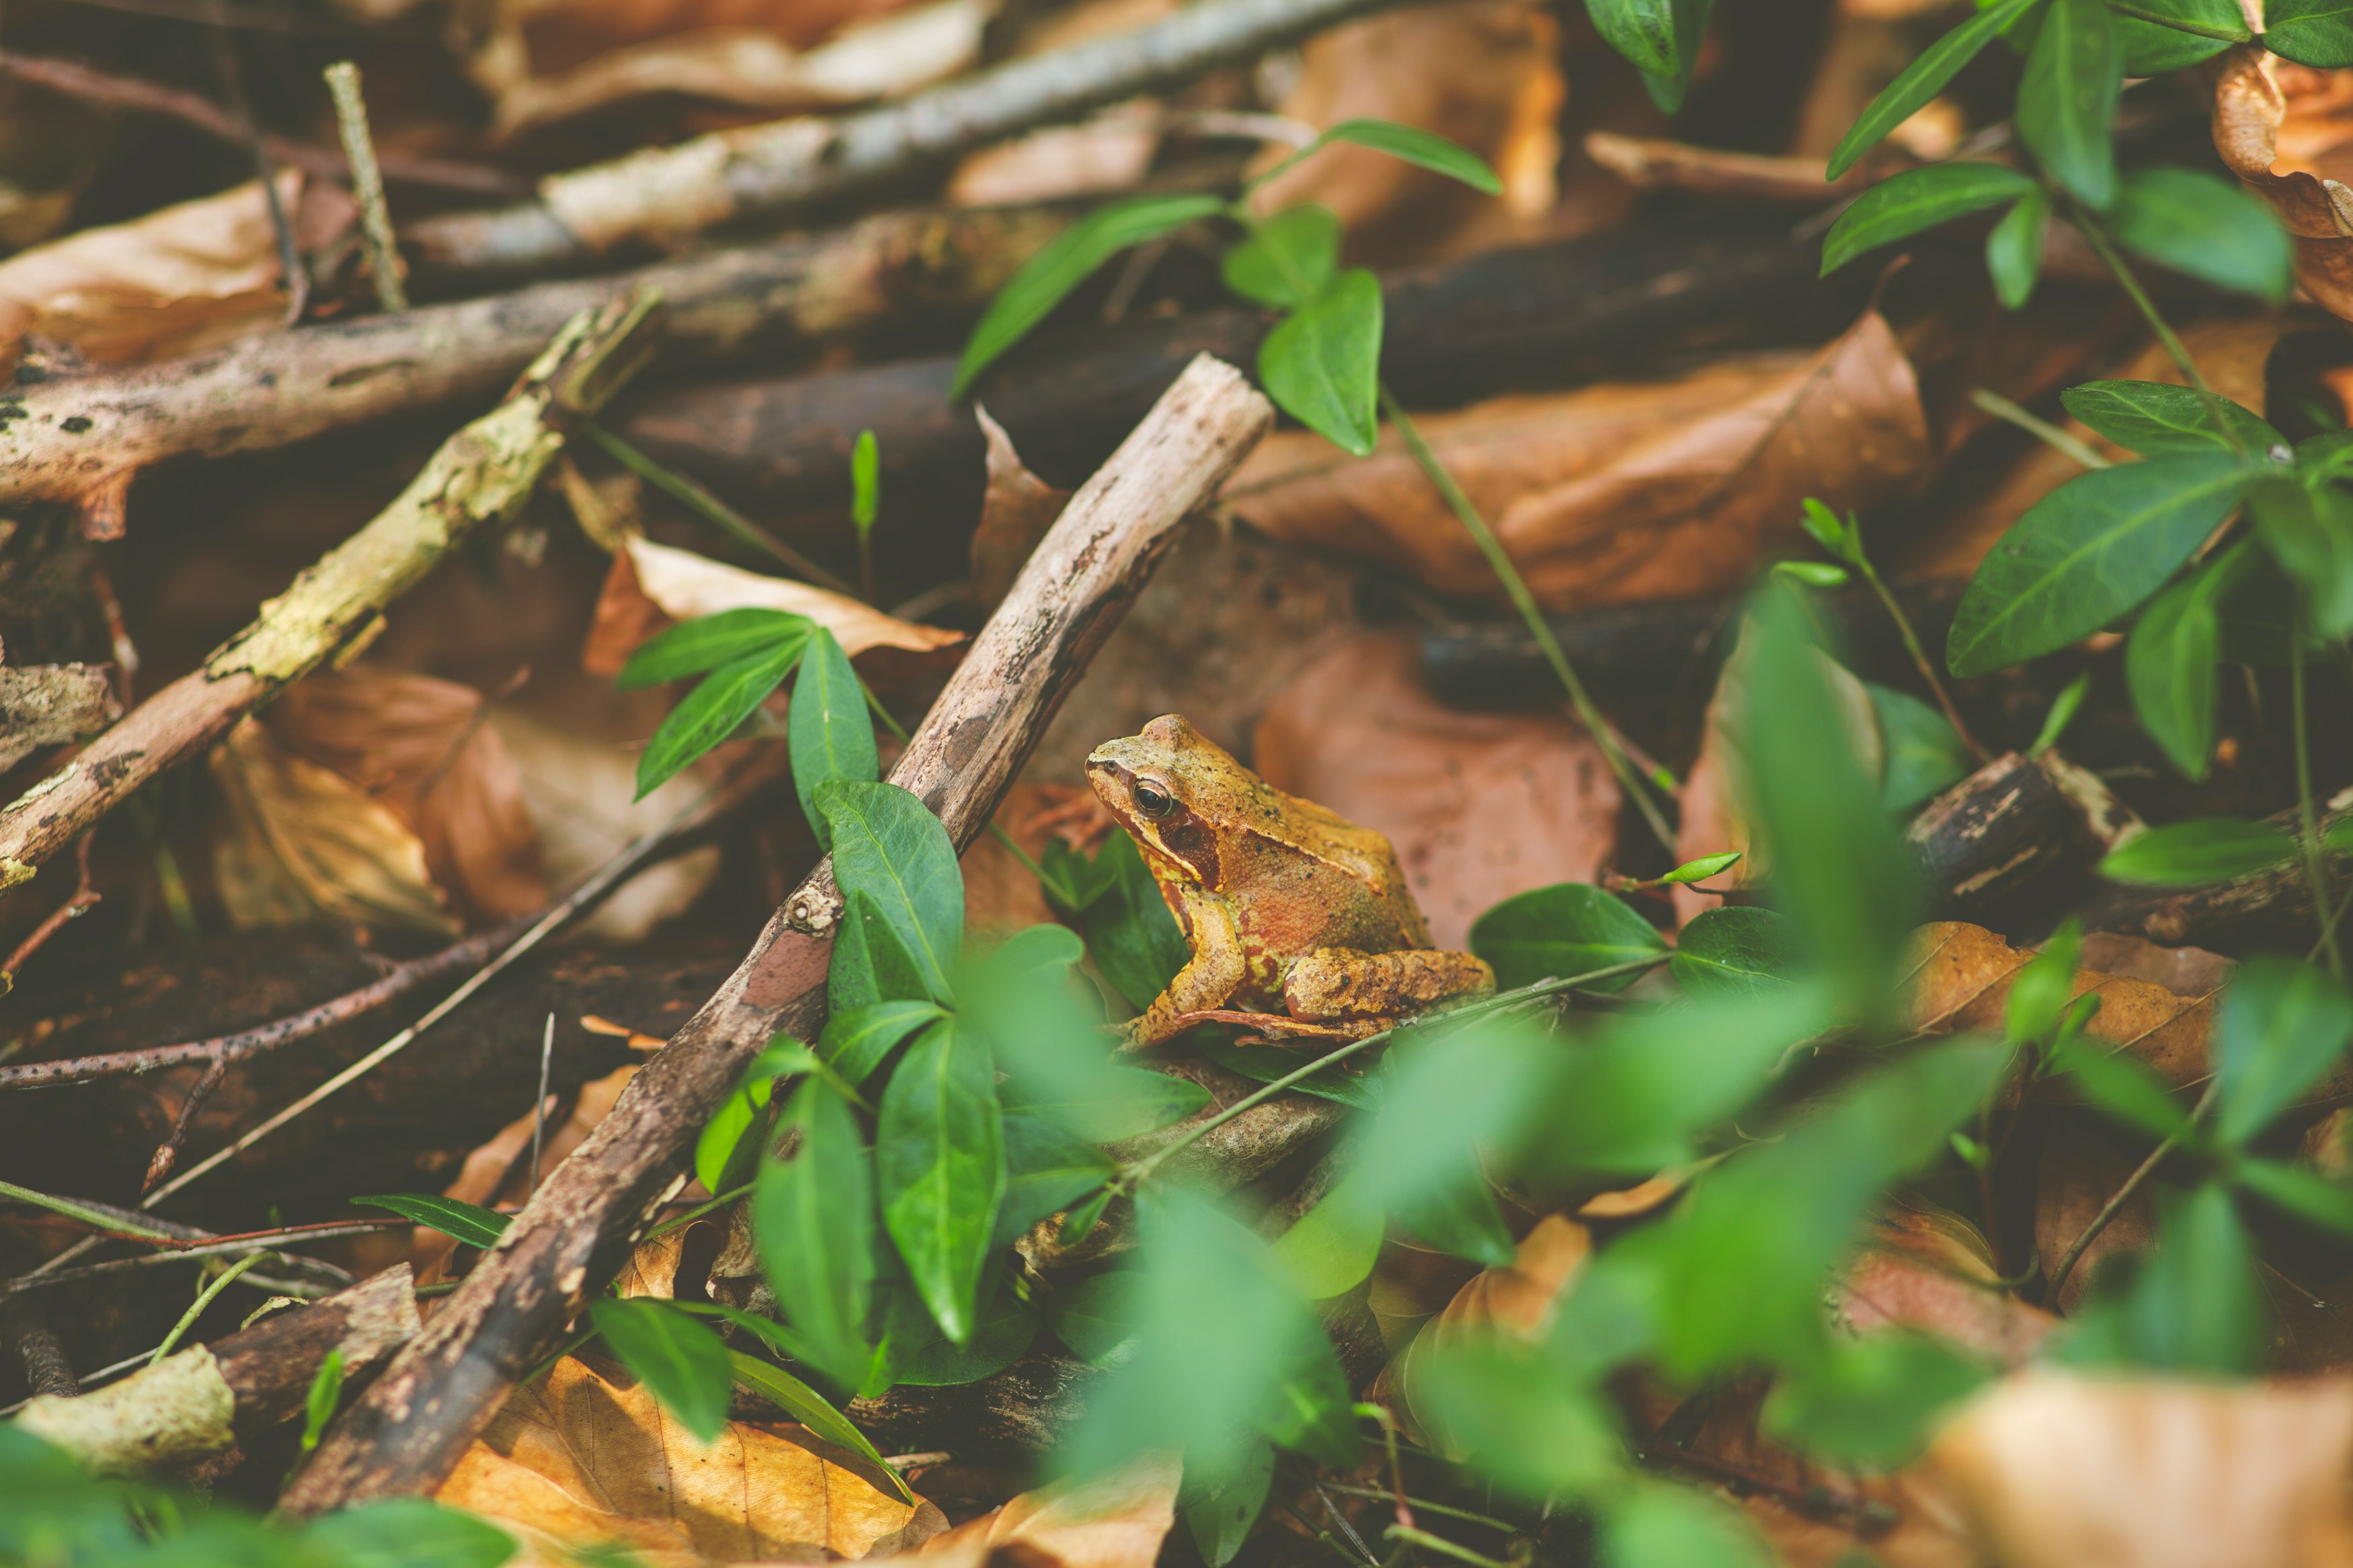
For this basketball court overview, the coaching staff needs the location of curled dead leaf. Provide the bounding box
[907,1453,1180,1568]
[969,408,1072,612]
[436,1354,946,1567]
[945,0,1173,207]
[1847,1204,2057,1368]
[1225,311,1929,613]
[415,1063,639,1284]
[2216,47,2353,322]
[1384,1214,1589,1440]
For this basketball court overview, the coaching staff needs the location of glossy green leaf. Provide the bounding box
[1868,682,1970,814]
[1986,188,2050,309]
[1663,850,1743,885]
[2212,954,2353,1146]
[2018,0,2119,208]
[1051,831,1187,1012]
[2127,545,2245,780]
[2249,474,2353,638]
[1773,560,1850,589]
[1760,1331,1989,1467]
[695,1035,821,1199]
[1600,1482,1771,1568]
[1820,163,2036,276]
[298,1349,344,1458]
[1259,267,1382,456]
[817,1000,945,1087]
[1223,206,1341,308]
[616,608,810,690]
[1199,1038,1380,1108]
[1468,882,1667,992]
[1671,906,1804,1001]
[1311,119,1505,192]
[2064,1184,2265,1374]
[1799,496,1856,562]
[2098,817,2297,886]
[1272,1173,1385,1299]
[2059,380,2282,457]
[1827,0,2040,180]
[2266,0,2353,67]
[355,1193,510,1249]
[954,193,1228,393]
[2110,167,2294,300]
[2005,919,2081,1046]
[1045,1269,1141,1366]
[1410,1338,1627,1501]
[878,1018,1005,1344]
[2232,1157,2353,1234]
[590,1297,734,1444]
[2030,670,2092,758]
[994,1112,1115,1253]
[883,1281,1038,1387]
[635,638,806,800]
[1182,1436,1273,1568]
[817,780,963,1006]
[1584,0,1712,106]
[2115,12,2237,73]
[2055,1034,2197,1141]
[1947,452,2247,677]
[302,1501,516,1568]
[789,628,879,849]
[725,1350,914,1499]
[754,1079,877,1391]
[828,889,936,1014]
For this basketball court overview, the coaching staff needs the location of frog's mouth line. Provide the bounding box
[1088,759,1220,889]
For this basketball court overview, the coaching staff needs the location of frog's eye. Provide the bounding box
[1132,779,1176,819]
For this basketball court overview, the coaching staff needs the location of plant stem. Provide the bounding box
[1858,552,1989,763]
[2069,211,2250,461]
[1968,387,2110,470]
[2292,615,2344,977]
[321,62,406,313]
[149,1251,272,1366]
[645,1180,756,1242]
[586,423,859,596]
[1378,387,1677,851]
[2045,1079,2218,1303]
[1115,957,1668,1190]
[1322,1486,1514,1534]
[1386,1526,1511,1568]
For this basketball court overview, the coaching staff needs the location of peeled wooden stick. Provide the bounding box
[0,289,664,891]
[278,353,1275,1516]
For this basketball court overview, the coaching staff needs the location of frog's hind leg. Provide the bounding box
[1283,948,1497,1023]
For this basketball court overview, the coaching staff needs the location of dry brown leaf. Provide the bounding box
[943,0,1174,207]
[2030,1107,2155,1315]
[1250,0,1562,267]
[1225,311,1929,613]
[1846,1205,2057,1367]
[493,0,991,136]
[908,1453,1179,1568]
[0,173,344,374]
[1382,1215,1589,1439]
[960,782,1067,938]
[414,1063,639,1284]
[266,667,548,926]
[437,1354,946,1567]
[473,0,922,95]
[2215,46,2353,323]
[583,537,965,679]
[1251,632,1619,951]
[969,408,1074,612]
[1923,1372,2353,1568]
[208,718,456,938]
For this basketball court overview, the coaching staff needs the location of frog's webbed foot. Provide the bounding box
[1283,947,1497,1023]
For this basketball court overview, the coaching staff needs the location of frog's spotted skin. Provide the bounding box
[1086,714,1494,1048]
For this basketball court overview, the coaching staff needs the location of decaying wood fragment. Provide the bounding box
[278,354,1277,1515]
[0,664,118,772]
[0,288,665,890]
[1908,750,2141,925]
[2083,797,2353,954]
[12,1264,417,1476]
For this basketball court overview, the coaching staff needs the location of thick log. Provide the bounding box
[278,355,1277,1514]
[2083,800,2353,954]
[1909,751,2139,926]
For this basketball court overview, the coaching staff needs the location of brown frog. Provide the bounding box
[1086,714,1494,1048]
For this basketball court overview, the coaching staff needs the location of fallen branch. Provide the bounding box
[0,288,664,888]
[403,0,1410,286]
[13,1264,417,1476]
[0,206,1061,521]
[278,352,1275,1514]
[2083,798,2353,953]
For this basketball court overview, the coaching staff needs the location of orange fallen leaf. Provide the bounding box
[909,1453,1180,1568]
[1384,1214,1589,1439]
[438,1354,946,1567]
[414,1063,639,1283]
[2215,47,2353,324]
[967,408,1073,612]
[1224,311,1929,614]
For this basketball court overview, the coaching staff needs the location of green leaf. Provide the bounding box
[2018,0,2119,208]
[1671,906,1804,1001]
[1827,0,2041,180]
[355,1194,510,1249]
[1600,1482,1771,1568]
[1045,1269,1140,1366]
[882,1280,1038,1387]
[2109,167,2295,300]
[1986,188,2050,309]
[1468,883,1667,992]
[2115,14,2237,73]
[817,780,963,1006]
[2098,817,2297,886]
[1310,119,1505,192]
[1259,267,1382,456]
[954,193,1228,394]
[1183,1436,1273,1568]
[616,608,811,690]
[2060,380,2282,457]
[1224,206,1341,309]
[725,1350,914,1499]
[1410,1337,1627,1502]
[1199,1039,1380,1108]
[1868,682,1970,814]
[1273,1173,1385,1299]
[789,628,879,850]
[1773,560,1849,589]
[2213,954,2353,1146]
[877,1018,1006,1344]
[850,429,879,535]
[2005,918,2081,1045]
[637,638,807,800]
[696,1035,821,1198]
[298,1349,344,1458]
[2126,543,2245,781]
[2249,474,2353,638]
[754,1079,877,1391]
[1582,0,1712,105]
[1947,452,2248,677]
[301,1501,516,1568]
[2232,1157,2353,1234]
[1798,497,1857,563]
[2055,1035,2196,1141]
[1820,163,2036,276]
[818,1000,945,1087]
[1760,1331,1989,1467]
[1056,831,1188,1012]
[2266,0,2353,67]
[994,1112,1115,1253]
[590,1297,734,1444]
[1663,851,1742,886]
[2063,1184,2265,1374]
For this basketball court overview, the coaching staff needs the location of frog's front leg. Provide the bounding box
[1121,891,1248,1050]
[1283,947,1497,1024]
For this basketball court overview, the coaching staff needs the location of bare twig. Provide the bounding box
[0,832,99,993]
[205,26,307,332]
[2044,1081,2220,1305]
[531,1014,554,1192]
[280,355,1275,1514]
[1,1224,396,1296]
[141,1053,229,1194]
[323,62,408,312]
[0,288,664,886]
[401,0,1415,283]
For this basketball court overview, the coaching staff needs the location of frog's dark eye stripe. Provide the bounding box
[1132,779,1176,818]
